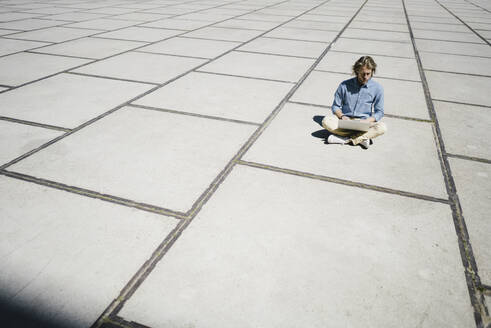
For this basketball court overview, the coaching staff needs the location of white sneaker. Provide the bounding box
[359,139,370,149]
[327,134,349,144]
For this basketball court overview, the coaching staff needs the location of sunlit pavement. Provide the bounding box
[0,0,490,327]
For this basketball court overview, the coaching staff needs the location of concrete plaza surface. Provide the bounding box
[0,0,490,326]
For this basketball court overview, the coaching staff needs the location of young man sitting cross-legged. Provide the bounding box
[322,55,387,149]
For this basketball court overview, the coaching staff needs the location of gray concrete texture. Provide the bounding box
[0,0,489,327]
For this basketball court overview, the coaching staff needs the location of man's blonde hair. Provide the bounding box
[352,56,377,75]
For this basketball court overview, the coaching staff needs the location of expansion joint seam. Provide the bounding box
[403,0,489,326]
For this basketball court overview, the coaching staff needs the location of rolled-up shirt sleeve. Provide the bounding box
[331,83,344,115]
[373,86,384,121]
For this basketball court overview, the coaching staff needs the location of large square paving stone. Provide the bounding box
[238,37,328,58]
[420,52,491,76]
[415,39,491,58]
[413,30,484,44]
[291,71,429,120]
[119,165,473,328]
[199,51,315,83]
[0,38,48,57]
[139,37,240,59]
[0,73,152,128]
[243,103,446,198]
[342,28,411,43]
[5,26,102,43]
[449,158,491,285]
[182,27,263,42]
[0,52,90,87]
[264,27,338,43]
[95,27,183,42]
[9,106,256,212]
[33,37,145,59]
[73,51,207,84]
[434,101,491,160]
[0,175,177,328]
[133,72,293,123]
[316,51,421,81]
[0,121,63,166]
[331,38,415,58]
[426,71,491,107]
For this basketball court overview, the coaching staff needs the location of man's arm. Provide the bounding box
[332,84,348,120]
[372,86,384,121]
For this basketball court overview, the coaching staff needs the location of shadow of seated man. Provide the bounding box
[323,55,387,149]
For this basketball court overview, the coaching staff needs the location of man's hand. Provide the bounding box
[361,117,376,126]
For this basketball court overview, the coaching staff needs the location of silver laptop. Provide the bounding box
[338,120,371,132]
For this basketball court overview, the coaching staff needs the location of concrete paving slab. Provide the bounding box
[5,26,102,43]
[410,21,471,32]
[33,37,145,59]
[138,37,239,59]
[291,71,429,119]
[264,27,338,43]
[140,18,211,30]
[0,121,63,165]
[243,103,445,198]
[0,28,16,35]
[73,51,206,84]
[0,52,90,87]
[111,12,170,21]
[425,71,491,107]
[239,13,291,22]
[95,27,182,42]
[300,14,351,24]
[9,106,256,212]
[0,175,177,328]
[238,37,328,58]
[349,21,409,32]
[316,51,421,81]
[199,51,315,83]
[282,19,345,31]
[449,158,491,285]
[119,164,472,328]
[64,18,137,31]
[43,12,107,22]
[415,39,491,58]
[420,52,491,76]
[0,12,41,22]
[353,16,406,24]
[182,26,263,42]
[0,38,48,57]
[0,73,152,128]
[331,38,415,58]
[409,15,460,24]
[343,28,411,43]
[413,29,485,43]
[0,18,64,31]
[133,71,292,123]
[177,12,235,22]
[213,19,281,31]
[434,101,491,160]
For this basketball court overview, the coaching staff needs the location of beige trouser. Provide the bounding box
[322,114,387,145]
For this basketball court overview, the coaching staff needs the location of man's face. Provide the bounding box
[357,66,373,85]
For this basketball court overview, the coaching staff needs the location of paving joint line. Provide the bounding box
[329,49,414,59]
[431,98,491,109]
[0,169,186,219]
[195,69,296,84]
[418,50,491,59]
[25,50,97,60]
[445,153,491,165]
[288,100,331,109]
[233,49,317,60]
[261,35,331,44]
[425,0,490,46]
[90,1,372,326]
[414,36,485,45]
[65,71,161,86]
[404,0,489,326]
[238,160,449,204]
[0,116,71,132]
[133,49,210,60]
[424,68,491,79]
[463,0,491,13]
[314,69,422,83]
[127,103,262,126]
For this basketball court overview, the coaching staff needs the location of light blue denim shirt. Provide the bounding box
[331,77,384,121]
